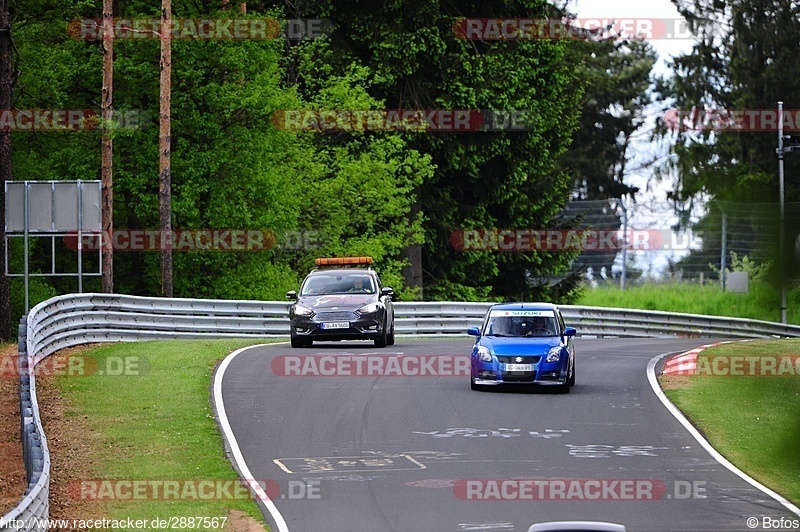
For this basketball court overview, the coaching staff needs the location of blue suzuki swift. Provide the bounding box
[468,303,576,393]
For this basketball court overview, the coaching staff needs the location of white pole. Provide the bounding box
[620,199,627,290]
[778,101,787,323]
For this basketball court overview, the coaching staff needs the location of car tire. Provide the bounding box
[386,322,395,346]
[559,360,573,393]
[291,335,311,348]
[569,359,576,386]
[374,321,388,348]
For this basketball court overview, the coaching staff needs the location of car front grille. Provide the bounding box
[496,356,541,364]
[500,372,537,382]
[315,310,357,322]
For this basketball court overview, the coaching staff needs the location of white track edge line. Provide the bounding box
[647,351,800,518]
[213,344,290,532]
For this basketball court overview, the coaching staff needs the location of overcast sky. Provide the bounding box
[566,0,698,197]
[567,0,695,74]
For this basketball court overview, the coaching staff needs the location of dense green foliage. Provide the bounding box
[4,0,658,318]
[9,0,433,309]
[660,0,800,206]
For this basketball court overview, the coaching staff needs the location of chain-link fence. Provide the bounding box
[563,199,800,288]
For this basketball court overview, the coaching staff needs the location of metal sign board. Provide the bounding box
[4,183,23,231]
[5,181,101,233]
[4,180,102,312]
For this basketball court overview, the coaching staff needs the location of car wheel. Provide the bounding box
[374,321,388,348]
[569,359,576,386]
[291,335,310,348]
[559,360,573,393]
[386,323,395,346]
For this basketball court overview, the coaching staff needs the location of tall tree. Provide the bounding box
[558,37,657,280]
[159,0,173,297]
[656,0,800,280]
[101,0,114,292]
[659,0,800,207]
[561,38,656,201]
[280,0,587,302]
[0,0,15,339]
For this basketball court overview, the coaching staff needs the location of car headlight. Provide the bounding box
[357,302,382,314]
[477,346,493,362]
[546,346,562,363]
[293,304,314,316]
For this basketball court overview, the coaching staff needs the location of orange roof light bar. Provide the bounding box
[315,256,373,266]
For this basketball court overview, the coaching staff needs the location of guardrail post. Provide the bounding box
[18,315,27,436]
[17,315,34,487]
[18,315,27,355]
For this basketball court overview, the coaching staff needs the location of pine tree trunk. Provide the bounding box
[159,0,173,297]
[0,0,14,339]
[101,0,114,293]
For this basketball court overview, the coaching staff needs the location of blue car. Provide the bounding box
[469,303,576,393]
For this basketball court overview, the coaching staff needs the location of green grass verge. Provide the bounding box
[577,283,800,324]
[663,339,800,505]
[55,339,276,531]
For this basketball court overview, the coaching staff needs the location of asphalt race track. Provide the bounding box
[216,337,800,532]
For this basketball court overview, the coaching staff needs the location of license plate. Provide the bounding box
[504,363,533,372]
[321,322,349,329]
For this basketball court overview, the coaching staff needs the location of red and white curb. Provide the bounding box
[661,341,734,376]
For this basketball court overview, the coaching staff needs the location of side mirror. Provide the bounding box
[381,287,394,299]
[286,290,298,300]
[563,327,576,337]
[467,327,481,337]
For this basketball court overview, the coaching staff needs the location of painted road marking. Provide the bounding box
[274,454,426,474]
[566,444,668,458]
[413,427,570,439]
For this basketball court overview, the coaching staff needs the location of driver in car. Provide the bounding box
[521,317,552,336]
[348,278,370,293]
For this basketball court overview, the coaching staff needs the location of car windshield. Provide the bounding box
[484,315,558,337]
[301,274,375,295]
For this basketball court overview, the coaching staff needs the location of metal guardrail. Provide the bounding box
[560,305,800,339]
[4,293,800,530]
[1,319,50,531]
